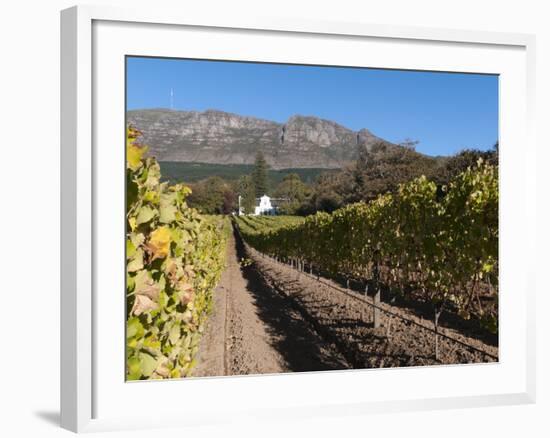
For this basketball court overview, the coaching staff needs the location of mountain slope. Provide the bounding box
[127,109,391,169]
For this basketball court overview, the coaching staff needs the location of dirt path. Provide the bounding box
[193,228,350,377]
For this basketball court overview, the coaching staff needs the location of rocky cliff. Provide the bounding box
[127,108,392,169]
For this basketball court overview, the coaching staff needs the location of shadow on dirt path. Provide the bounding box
[230,225,350,374]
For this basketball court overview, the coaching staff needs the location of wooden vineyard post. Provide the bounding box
[434,305,442,361]
[435,323,439,361]
[373,289,381,329]
[373,260,381,329]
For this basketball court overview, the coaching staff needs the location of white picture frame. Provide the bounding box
[60,4,537,433]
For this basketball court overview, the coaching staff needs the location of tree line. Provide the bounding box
[185,141,498,216]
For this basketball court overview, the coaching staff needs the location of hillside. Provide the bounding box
[158,161,336,185]
[127,108,393,169]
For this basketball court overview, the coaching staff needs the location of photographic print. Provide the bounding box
[125,57,499,381]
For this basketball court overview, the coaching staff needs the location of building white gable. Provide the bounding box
[237,194,280,216]
[254,195,276,216]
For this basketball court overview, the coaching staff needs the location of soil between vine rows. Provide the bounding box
[194,226,497,377]
[193,228,350,377]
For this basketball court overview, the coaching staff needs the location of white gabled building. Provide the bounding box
[254,195,276,216]
[238,194,278,216]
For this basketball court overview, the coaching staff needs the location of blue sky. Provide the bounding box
[126,57,498,157]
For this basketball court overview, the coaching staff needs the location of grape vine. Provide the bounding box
[235,161,498,333]
[126,126,228,380]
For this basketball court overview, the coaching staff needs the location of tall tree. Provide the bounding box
[308,172,346,213]
[433,147,498,186]
[236,175,256,214]
[187,176,237,214]
[273,173,311,215]
[251,150,269,197]
[350,141,437,202]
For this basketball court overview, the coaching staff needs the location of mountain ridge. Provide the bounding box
[127,108,395,169]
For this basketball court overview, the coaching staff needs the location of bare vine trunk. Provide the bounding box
[434,305,443,361]
[373,260,381,329]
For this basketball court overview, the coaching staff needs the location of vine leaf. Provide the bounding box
[127,141,147,171]
[133,270,161,301]
[136,205,157,226]
[127,356,141,380]
[126,317,144,339]
[147,226,171,261]
[131,294,157,316]
[127,248,144,272]
[138,352,158,377]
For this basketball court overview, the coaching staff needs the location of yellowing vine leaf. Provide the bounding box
[168,324,181,345]
[147,226,171,261]
[127,248,144,272]
[136,205,157,226]
[160,200,178,224]
[133,270,161,301]
[131,294,157,316]
[127,141,148,171]
[177,281,194,305]
[155,359,171,378]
